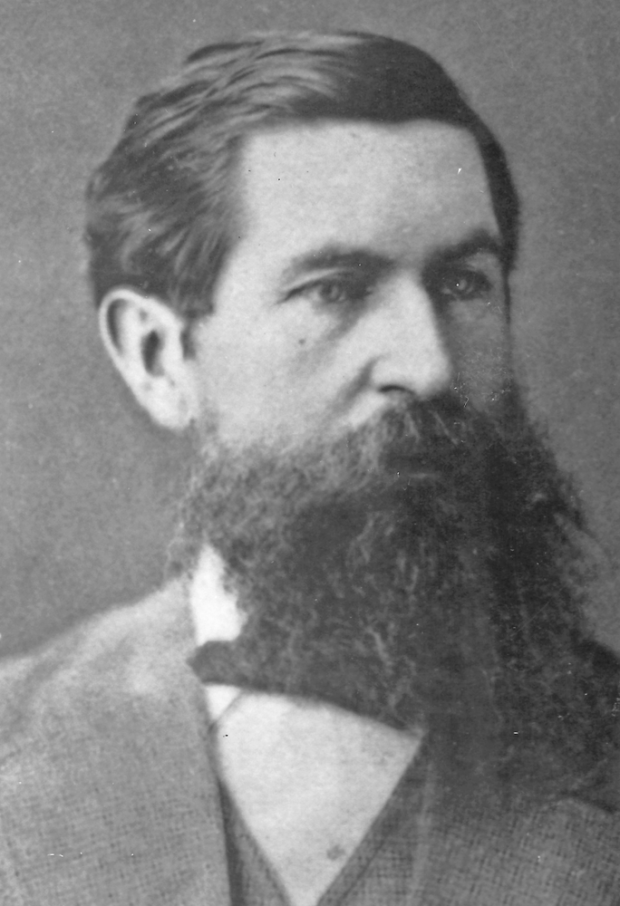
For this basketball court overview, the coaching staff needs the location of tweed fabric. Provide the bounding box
[0,585,230,906]
[0,584,619,905]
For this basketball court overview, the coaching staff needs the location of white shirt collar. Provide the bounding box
[189,546,245,723]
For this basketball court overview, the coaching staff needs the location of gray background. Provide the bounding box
[1,0,619,657]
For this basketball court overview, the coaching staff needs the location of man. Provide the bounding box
[0,30,618,905]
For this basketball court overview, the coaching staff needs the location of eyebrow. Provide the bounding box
[281,245,390,285]
[280,229,506,286]
[426,229,506,269]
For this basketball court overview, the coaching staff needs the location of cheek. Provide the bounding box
[448,311,512,402]
[198,333,317,419]
[193,303,359,423]
[272,308,348,375]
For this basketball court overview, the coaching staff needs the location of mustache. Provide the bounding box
[235,391,499,488]
[282,391,501,514]
[372,395,492,468]
[168,388,512,578]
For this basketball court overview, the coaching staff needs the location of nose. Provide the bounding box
[369,275,453,400]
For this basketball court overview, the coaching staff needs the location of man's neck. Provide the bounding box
[189,547,424,906]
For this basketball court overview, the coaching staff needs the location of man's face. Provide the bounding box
[179,121,586,744]
[188,120,511,451]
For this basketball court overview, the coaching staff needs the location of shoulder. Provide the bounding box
[0,581,194,765]
[503,792,620,902]
[431,777,620,904]
[0,584,227,905]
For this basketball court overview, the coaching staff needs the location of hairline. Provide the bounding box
[85,32,519,321]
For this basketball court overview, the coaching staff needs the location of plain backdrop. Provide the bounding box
[0,0,619,656]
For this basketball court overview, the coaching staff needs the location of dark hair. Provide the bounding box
[85,31,519,319]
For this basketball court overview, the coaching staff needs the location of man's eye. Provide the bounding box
[289,277,370,307]
[433,269,491,302]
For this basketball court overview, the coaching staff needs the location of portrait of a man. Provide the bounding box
[0,13,619,906]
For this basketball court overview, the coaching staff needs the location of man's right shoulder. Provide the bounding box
[0,581,195,765]
[0,585,233,905]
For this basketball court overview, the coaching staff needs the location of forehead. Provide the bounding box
[235,120,499,265]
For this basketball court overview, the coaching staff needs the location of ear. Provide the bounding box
[98,288,200,431]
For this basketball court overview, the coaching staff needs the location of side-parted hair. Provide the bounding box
[85,31,519,320]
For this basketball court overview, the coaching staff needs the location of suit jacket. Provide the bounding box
[0,583,619,905]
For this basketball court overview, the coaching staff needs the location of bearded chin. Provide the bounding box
[174,392,515,736]
[172,390,619,794]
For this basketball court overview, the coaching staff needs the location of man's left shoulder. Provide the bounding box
[433,778,620,904]
[514,791,620,902]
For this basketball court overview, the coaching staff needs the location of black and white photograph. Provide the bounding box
[1,1,619,903]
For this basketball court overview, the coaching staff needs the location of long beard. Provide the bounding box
[172,389,619,793]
